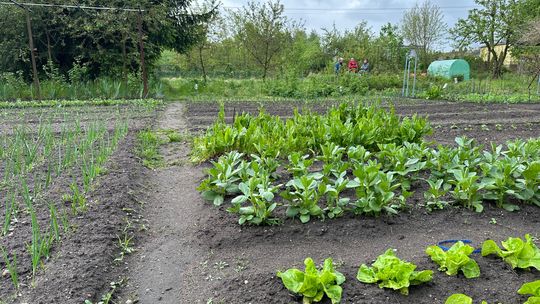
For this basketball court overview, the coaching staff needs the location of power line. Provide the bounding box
[222,5,480,12]
[0,1,145,12]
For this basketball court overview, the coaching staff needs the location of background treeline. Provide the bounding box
[0,0,212,83]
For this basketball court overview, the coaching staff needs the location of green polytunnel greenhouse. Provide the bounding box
[427,59,470,80]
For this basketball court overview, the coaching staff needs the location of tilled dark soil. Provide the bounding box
[0,105,156,303]
[117,101,540,304]
[3,100,538,304]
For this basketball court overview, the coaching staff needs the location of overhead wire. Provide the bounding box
[0,1,145,12]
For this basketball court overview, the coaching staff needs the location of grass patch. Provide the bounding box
[136,129,190,168]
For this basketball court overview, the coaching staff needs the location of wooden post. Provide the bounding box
[23,7,41,99]
[137,9,148,98]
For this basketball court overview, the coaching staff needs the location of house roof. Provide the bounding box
[518,20,540,46]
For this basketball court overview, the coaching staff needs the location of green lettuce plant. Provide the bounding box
[444,293,488,304]
[481,234,540,270]
[426,241,480,278]
[357,249,433,295]
[518,280,540,304]
[277,257,345,304]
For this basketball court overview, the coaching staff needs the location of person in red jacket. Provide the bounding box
[348,58,358,73]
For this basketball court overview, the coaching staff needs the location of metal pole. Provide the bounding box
[402,57,408,97]
[25,9,40,100]
[405,58,411,97]
[137,8,149,98]
[537,73,540,95]
[412,57,417,97]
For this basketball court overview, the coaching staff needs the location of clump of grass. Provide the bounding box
[136,130,166,169]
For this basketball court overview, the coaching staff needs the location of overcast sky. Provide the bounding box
[220,0,479,49]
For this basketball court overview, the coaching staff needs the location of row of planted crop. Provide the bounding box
[277,234,540,304]
[198,136,540,225]
[191,102,432,163]
[0,116,129,291]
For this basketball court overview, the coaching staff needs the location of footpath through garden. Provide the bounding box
[119,101,540,304]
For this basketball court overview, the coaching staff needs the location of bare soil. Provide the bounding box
[119,101,540,304]
[1,101,538,304]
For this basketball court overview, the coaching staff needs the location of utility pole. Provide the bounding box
[26,11,41,100]
[10,0,41,99]
[137,8,148,98]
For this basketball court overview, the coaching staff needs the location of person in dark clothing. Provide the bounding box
[360,58,370,73]
[334,57,343,75]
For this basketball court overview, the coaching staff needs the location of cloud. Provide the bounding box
[220,0,478,50]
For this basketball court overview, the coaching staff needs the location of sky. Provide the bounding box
[220,0,479,49]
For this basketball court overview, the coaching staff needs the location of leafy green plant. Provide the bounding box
[281,175,324,223]
[423,178,451,211]
[518,280,540,304]
[444,293,488,304]
[319,171,351,219]
[426,241,480,278]
[198,151,243,206]
[481,234,540,270]
[424,84,442,100]
[277,257,346,304]
[445,293,472,304]
[287,152,315,178]
[449,167,484,212]
[357,249,433,295]
[349,161,403,216]
[228,176,281,225]
[511,161,540,207]
[191,103,431,163]
[480,156,523,211]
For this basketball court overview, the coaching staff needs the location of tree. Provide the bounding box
[189,0,219,82]
[0,0,214,80]
[374,23,406,71]
[451,0,525,78]
[401,0,447,68]
[230,0,296,79]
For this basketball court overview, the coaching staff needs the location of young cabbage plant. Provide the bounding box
[287,152,314,178]
[426,241,480,278]
[510,161,540,207]
[480,157,523,211]
[449,167,484,212]
[347,145,371,165]
[454,136,484,169]
[357,249,433,295]
[350,161,402,216]
[277,257,346,304]
[423,178,451,212]
[228,175,281,225]
[249,153,281,180]
[319,171,351,219]
[518,280,540,304]
[481,234,540,270]
[318,142,345,166]
[281,175,324,223]
[198,151,244,206]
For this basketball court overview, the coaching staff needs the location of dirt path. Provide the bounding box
[120,103,211,303]
[119,101,540,304]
